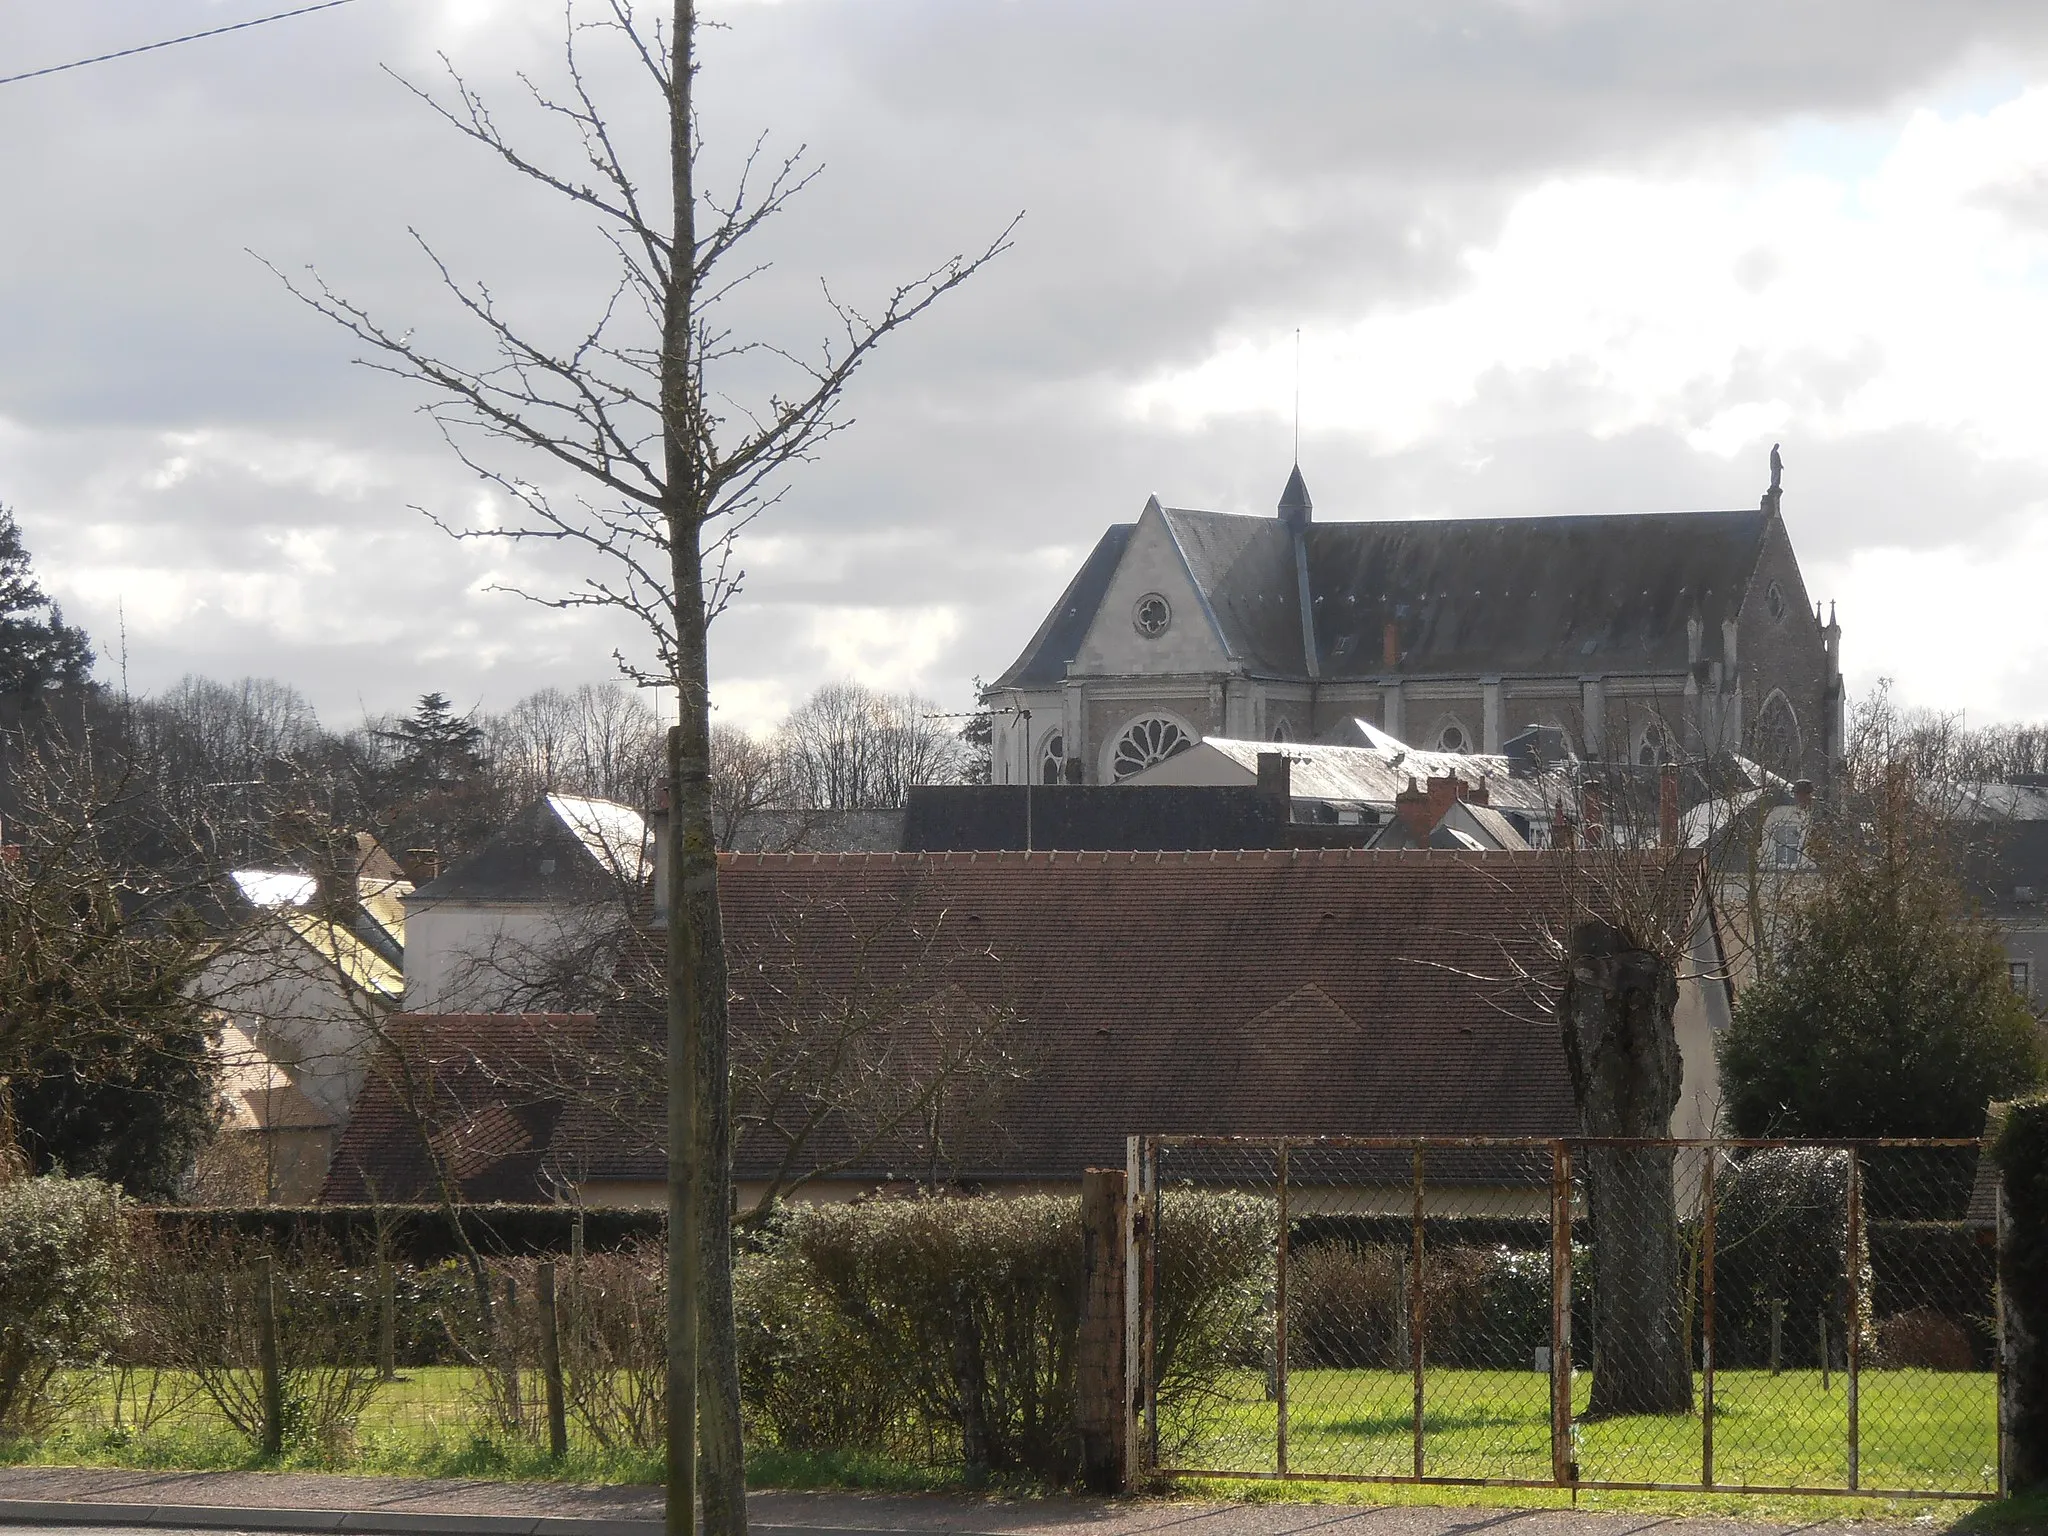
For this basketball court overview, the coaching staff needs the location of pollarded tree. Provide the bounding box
[1719,756,2043,1139]
[0,506,92,703]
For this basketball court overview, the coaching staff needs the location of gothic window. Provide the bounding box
[1270,720,1291,743]
[1766,581,1787,623]
[1040,732,1065,785]
[1132,593,1172,638]
[1433,717,1471,754]
[1758,691,1802,771]
[1635,723,1675,767]
[1110,716,1193,780]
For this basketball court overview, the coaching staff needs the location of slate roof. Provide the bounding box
[993,525,1134,688]
[327,851,1707,1200]
[997,502,1775,686]
[407,795,649,906]
[900,783,1303,851]
[1145,737,1564,820]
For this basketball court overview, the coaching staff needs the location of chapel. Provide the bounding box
[984,457,1843,787]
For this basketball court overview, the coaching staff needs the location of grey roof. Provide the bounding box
[999,501,1776,686]
[725,808,906,854]
[992,524,1134,689]
[407,795,649,906]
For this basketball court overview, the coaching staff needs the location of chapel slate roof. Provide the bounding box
[327,851,1704,1201]
[996,504,1776,687]
[900,783,1304,851]
[993,524,1135,688]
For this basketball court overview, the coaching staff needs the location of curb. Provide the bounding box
[0,1503,676,1536]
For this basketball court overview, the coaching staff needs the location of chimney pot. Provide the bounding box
[1658,763,1680,848]
[1256,751,1291,803]
[1793,778,1814,811]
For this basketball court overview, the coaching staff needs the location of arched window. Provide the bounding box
[1635,722,1676,767]
[1040,732,1066,785]
[1270,719,1291,743]
[1432,716,1472,754]
[1758,691,1803,772]
[1108,715,1194,781]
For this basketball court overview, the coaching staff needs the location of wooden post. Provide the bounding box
[539,1261,568,1461]
[1124,1137,1144,1490]
[503,1272,524,1432]
[1769,1297,1783,1375]
[377,1260,397,1382]
[1077,1167,1128,1493]
[257,1256,283,1457]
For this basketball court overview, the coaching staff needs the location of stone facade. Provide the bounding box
[988,469,1844,787]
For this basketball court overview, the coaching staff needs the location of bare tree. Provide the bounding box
[708,723,781,849]
[778,680,966,810]
[270,6,1014,1530]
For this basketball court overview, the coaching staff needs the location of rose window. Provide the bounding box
[1111,717,1193,780]
[1133,594,1171,638]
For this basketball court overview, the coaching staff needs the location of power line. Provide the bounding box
[0,1,362,89]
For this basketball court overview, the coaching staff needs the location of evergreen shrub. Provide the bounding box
[0,1176,128,1436]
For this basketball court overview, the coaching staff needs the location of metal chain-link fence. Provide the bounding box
[1134,1135,1997,1500]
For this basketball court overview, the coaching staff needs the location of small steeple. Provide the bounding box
[1278,463,1313,529]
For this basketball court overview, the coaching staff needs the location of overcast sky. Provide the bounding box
[5,1,2048,734]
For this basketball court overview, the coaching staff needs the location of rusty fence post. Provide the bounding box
[1846,1146,1863,1491]
[1276,1139,1290,1477]
[1410,1145,1426,1481]
[1124,1138,1144,1490]
[1140,1137,1160,1474]
[1550,1142,1574,1487]
[1701,1147,1716,1490]
[1078,1167,1129,1492]
[538,1261,568,1461]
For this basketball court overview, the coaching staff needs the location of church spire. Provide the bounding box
[1278,463,1313,529]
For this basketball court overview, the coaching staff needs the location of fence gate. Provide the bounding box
[1124,1135,1999,1500]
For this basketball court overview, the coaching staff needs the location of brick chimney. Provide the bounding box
[1580,781,1605,847]
[1659,763,1680,849]
[1256,750,1291,802]
[1553,798,1577,850]
[1383,620,1401,671]
[1394,776,1434,841]
[405,848,441,884]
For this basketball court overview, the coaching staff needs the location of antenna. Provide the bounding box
[1293,328,1301,464]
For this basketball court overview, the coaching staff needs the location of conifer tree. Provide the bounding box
[0,506,93,699]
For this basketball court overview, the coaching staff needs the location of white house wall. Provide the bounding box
[404,900,605,1013]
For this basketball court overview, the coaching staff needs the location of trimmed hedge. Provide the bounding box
[1997,1097,2048,1490]
[141,1204,664,1265]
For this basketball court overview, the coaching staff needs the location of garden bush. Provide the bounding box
[1287,1240,1565,1371]
[737,1189,1272,1483]
[0,1176,128,1437]
[1711,1147,1859,1368]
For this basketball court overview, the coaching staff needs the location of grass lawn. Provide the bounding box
[1170,1365,1996,1497]
[0,1363,2006,1527]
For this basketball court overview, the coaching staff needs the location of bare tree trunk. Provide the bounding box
[1560,918,1694,1417]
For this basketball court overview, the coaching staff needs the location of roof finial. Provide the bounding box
[1293,327,1301,466]
[1761,442,1783,515]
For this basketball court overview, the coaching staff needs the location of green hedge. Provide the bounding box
[141,1204,665,1265]
[1997,1098,2048,1490]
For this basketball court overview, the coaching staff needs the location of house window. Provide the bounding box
[2012,961,2033,997]
[1110,716,1193,780]
[1040,733,1065,785]
[1133,593,1172,638]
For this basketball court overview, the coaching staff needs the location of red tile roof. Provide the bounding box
[328,850,1705,1200]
